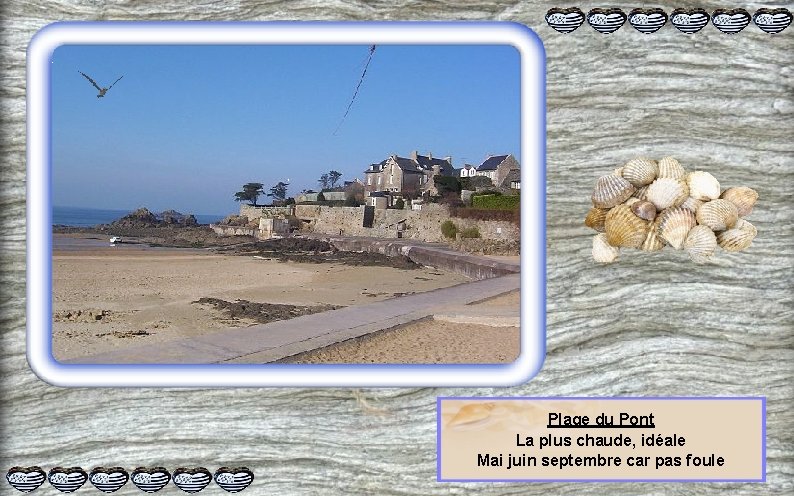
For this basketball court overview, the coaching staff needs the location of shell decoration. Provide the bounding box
[720,186,758,217]
[584,207,609,232]
[684,225,718,264]
[687,171,721,201]
[657,207,697,250]
[657,156,687,179]
[586,157,758,263]
[716,219,757,252]
[631,184,650,201]
[680,196,704,214]
[646,177,689,210]
[592,173,635,208]
[621,157,658,187]
[696,199,738,232]
[630,200,657,221]
[604,204,648,249]
[593,233,619,263]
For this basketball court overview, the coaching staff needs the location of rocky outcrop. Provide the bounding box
[110,208,199,228]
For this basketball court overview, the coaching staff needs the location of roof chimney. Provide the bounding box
[411,150,418,161]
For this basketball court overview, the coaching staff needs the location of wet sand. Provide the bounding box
[52,236,474,361]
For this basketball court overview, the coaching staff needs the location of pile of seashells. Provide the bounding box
[586,157,758,264]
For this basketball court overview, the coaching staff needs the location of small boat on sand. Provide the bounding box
[109,236,122,244]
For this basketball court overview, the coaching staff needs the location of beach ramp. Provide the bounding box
[63,273,519,365]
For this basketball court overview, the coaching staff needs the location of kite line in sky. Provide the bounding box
[333,45,377,135]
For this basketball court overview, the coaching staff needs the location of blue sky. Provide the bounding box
[51,44,520,216]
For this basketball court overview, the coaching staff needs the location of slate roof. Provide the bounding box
[477,155,509,171]
[364,160,388,173]
[416,154,451,170]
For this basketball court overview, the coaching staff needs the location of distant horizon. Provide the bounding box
[51,44,521,215]
[53,204,227,217]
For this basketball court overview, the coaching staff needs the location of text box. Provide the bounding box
[438,397,764,482]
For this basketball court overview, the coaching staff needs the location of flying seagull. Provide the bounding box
[78,71,123,98]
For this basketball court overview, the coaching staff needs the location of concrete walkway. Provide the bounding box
[64,236,521,365]
[65,273,519,364]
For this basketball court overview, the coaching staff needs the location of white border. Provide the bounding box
[27,21,546,387]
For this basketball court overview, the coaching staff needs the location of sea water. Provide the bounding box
[53,206,224,227]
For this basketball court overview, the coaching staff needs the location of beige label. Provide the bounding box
[439,398,764,481]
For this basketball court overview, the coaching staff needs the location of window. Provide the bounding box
[390,174,393,184]
[367,176,372,185]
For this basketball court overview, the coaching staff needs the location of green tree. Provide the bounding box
[328,170,343,188]
[267,181,289,203]
[318,173,330,190]
[434,175,462,195]
[234,182,264,206]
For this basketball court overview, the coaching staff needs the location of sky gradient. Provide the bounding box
[51,44,521,216]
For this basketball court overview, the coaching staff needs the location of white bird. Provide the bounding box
[79,71,123,98]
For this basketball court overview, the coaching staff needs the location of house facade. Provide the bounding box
[363,151,454,205]
[464,154,521,188]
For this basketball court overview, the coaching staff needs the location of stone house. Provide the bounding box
[363,151,454,206]
[469,154,521,188]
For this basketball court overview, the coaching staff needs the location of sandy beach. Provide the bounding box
[52,235,499,362]
[281,290,520,364]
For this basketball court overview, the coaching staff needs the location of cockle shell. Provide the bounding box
[657,156,687,179]
[646,177,689,210]
[656,207,697,249]
[593,233,619,263]
[592,174,636,209]
[624,197,640,206]
[632,184,650,201]
[630,200,657,221]
[684,225,717,263]
[584,207,609,232]
[680,196,704,214]
[720,186,758,217]
[622,157,658,187]
[716,219,757,252]
[641,223,666,251]
[604,204,648,249]
[696,199,738,231]
[687,171,721,201]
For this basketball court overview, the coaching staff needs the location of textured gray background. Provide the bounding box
[2,1,792,495]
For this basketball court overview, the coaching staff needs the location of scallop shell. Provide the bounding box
[656,207,697,249]
[657,157,687,179]
[720,186,758,217]
[584,207,609,232]
[604,204,648,249]
[622,157,658,187]
[696,199,738,231]
[593,233,619,263]
[646,178,689,210]
[641,224,666,251]
[716,219,757,252]
[684,225,717,263]
[592,174,636,209]
[680,196,704,214]
[687,171,721,201]
[630,200,657,221]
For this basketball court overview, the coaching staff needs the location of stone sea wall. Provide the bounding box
[294,204,519,243]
